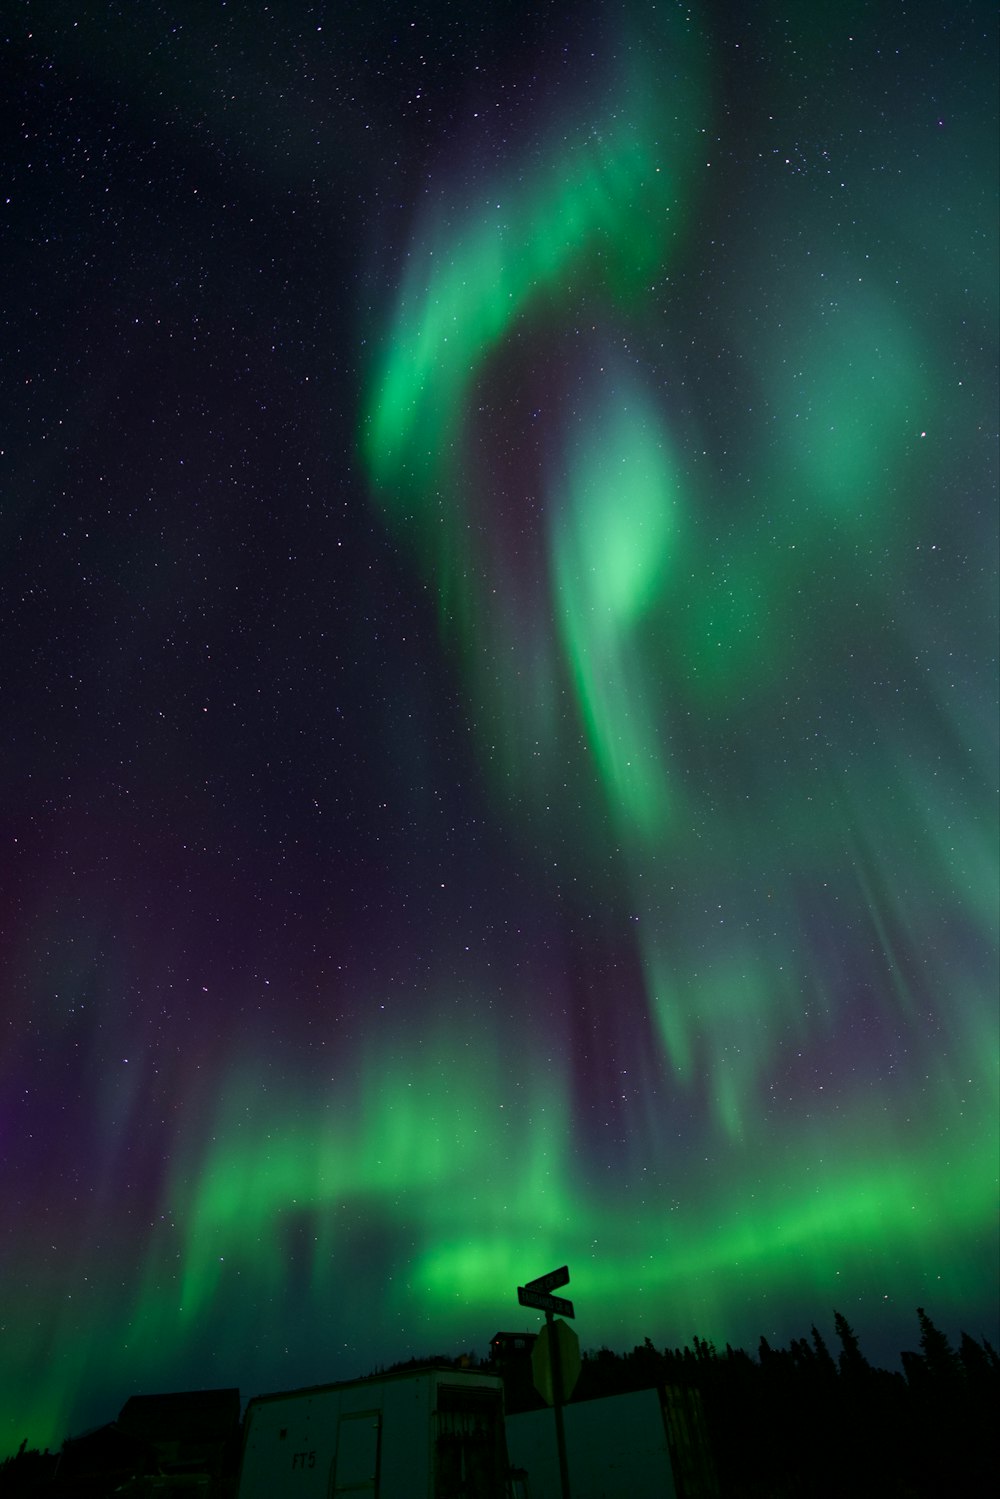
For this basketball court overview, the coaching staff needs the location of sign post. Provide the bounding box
[517,1268,575,1499]
[548,1309,571,1499]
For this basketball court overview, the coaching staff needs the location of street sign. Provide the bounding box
[525,1265,570,1295]
[517,1286,575,1318]
[515,1267,576,1499]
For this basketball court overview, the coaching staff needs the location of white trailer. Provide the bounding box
[236,1366,510,1499]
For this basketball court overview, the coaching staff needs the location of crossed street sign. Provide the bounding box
[517,1285,575,1317]
[515,1266,577,1499]
[517,1265,574,1318]
[526,1265,569,1294]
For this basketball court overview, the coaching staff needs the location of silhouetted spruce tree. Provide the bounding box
[833,1309,871,1379]
[905,1310,996,1494]
[916,1307,959,1383]
[810,1323,838,1378]
[627,1337,665,1390]
[958,1330,993,1382]
[900,1347,927,1387]
[790,1336,816,1373]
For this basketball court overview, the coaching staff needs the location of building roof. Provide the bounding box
[116,1388,241,1443]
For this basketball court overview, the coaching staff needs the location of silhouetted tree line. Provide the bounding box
[493,1308,998,1498]
[0,1443,57,1498]
[2,1308,996,1497]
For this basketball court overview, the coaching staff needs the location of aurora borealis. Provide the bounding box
[2,0,997,1456]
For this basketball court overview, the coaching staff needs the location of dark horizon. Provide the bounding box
[6,1313,995,1498]
[6,1297,999,1456]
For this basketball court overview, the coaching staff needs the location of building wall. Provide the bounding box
[505,1387,677,1499]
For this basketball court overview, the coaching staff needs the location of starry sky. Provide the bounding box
[2,0,997,1453]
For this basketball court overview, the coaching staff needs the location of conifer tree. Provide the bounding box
[916,1308,958,1383]
[790,1337,815,1372]
[957,1331,989,1381]
[900,1348,926,1386]
[833,1310,870,1378]
[810,1324,837,1378]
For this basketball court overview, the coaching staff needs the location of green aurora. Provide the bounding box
[1,0,996,1456]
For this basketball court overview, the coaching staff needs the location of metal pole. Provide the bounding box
[547,1310,572,1499]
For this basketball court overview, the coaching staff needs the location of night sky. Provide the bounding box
[3,0,997,1453]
